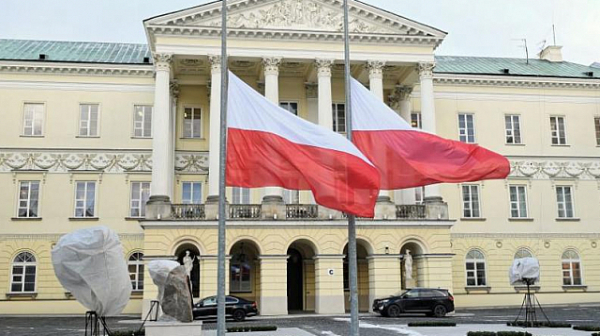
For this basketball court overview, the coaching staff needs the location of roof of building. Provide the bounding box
[0,39,598,79]
[592,62,600,69]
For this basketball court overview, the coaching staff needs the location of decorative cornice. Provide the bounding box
[262,56,282,76]
[0,61,154,77]
[434,73,600,90]
[418,62,435,79]
[452,233,600,239]
[0,233,144,241]
[508,158,600,180]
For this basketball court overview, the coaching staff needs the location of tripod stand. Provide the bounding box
[84,311,112,336]
[512,279,550,327]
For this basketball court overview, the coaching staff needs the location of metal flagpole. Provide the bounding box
[217,0,229,335]
[343,0,359,335]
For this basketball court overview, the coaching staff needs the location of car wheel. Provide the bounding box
[386,304,401,318]
[433,305,447,318]
[233,309,246,322]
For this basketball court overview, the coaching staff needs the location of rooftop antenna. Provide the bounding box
[513,38,529,64]
[552,24,557,46]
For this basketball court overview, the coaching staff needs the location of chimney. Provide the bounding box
[538,45,563,62]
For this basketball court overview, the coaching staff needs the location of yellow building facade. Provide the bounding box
[1,0,600,316]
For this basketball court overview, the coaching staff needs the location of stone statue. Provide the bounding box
[148,261,194,322]
[182,250,195,278]
[404,249,413,280]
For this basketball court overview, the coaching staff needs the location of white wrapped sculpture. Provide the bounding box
[509,257,540,285]
[148,260,193,322]
[51,226,132,316]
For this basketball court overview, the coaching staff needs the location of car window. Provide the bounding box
[226,297,239,303]
[403,290,419,298]
[203,297,217,306]
[432,290,447,297]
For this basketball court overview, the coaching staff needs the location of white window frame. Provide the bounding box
[458,113,476,143]
[410,112,422,129]
[465,249,487,287]
[183,106,202,138]
[332,103,346,133]
[280,101,299,116]
[555,185,575,218]
[550,116,567,145]
[130,182,150,218]
[10,252,37,293]
[415,186,425,205]
[182,182,203,204]
[562,250,583,286]
[505,114,522,144]
[22,103,45,137]
[462,184,481,218]
[78,103,100,137]
[17,181,41,218]
[509,185,528,218]
[74,181,97,218]
[232,187,251,204]
[128,252,144,291]
[133,105,153,138]
[514,248,533,259]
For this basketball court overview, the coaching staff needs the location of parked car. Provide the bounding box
[192,295,258,322]
[372,288,454,318]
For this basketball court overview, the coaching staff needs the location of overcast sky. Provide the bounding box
[1,0,599,65]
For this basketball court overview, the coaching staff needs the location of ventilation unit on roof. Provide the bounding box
[143,57,150,64]
[501,68,510,74]
[584,71,594,77]
[38,54,47,60]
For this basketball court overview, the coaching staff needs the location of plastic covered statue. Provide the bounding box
[51,226,132,316]
[509,257,540,285]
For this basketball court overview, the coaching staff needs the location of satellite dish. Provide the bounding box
[509,257,540,286]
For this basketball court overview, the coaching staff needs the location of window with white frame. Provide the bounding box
[514,248,533,259]
[280,102,298,115]
[17,181,40,218]
[415,187,425,204]
[133,105,152,138]
[595,117,600,146]
[332,103,346,133]
[130,182,150,217]
[283,189,300,204]
[11,252,36,293]
[232,187,250,204]
[465,249,486,286]
[183,107,202,138]
[79,104,100,137]
[505,114,522,144]
[22,103,44,136]
[128,252,144,291]
[458,113,476,143]
[74,181,96,218]
[182,182,203,204]
[550,116,567,145]
[462,185,481,218]
[556,186,574,218]
[562,250,582,286]
[410,112,422,129]
[509,185,528,218]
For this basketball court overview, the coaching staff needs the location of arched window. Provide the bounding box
[514,248,533,259]
[11,252,36,293]
[465,249,486,287]
[128,252,144,291]
[562,250,582,286]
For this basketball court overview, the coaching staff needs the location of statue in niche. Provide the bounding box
[404,249,413,280]
[182,250,195,278]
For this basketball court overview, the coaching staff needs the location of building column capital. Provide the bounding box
[395,85,413,101]
[153,53,173,72]
[418,62,435,79]
[366,60,386,78]
[208,55,222,73]
[315,59,334,77]
[262,56,282,76]
[170,80,180,99]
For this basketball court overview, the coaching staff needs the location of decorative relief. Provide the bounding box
[153,53,173,71]
[388,85,413,109]
[418,62,435,79]
[366,60,386,76]
[208,55,222,73]
[262,56,282,76]
[170,80,180,99]
[315,58,334,76]
[509,159,600,180]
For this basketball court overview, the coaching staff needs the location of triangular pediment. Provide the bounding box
[145,0,446,37]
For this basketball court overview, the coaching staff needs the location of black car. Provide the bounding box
[373,288,454,318]
[193,295,258,322]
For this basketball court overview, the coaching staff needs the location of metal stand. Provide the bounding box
[84,311,112,336]
[137,300,160,334]
[512,279,550,327]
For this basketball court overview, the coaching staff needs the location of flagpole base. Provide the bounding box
[146,195,172,220]
[261,195,286,220]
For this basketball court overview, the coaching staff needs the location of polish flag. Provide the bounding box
[226,72,380,217]
[351,78,510,189]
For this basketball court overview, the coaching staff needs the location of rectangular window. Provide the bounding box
[462,185,481,218]
[133,105,152,138]
[458,113,476,143]
[232,187,250,204]
[22,103,44,136]
[130,182,150,217]
[182,182,202,204]
[74,181,96,218]
[415,187,425,204]
[595,117,600,146]
[466,261,486,286]
[183,107,202,138]
[556,186,574,218]
[550,116,567,145]
[509,185,528,218]
[410,112,422,129]
[79,104,100,137]
[280,102,298,116]
[505,115,522,144]
[332,103,346,133]
[562,261,582,286]
[17,181,40,218]
[11,265,36,292]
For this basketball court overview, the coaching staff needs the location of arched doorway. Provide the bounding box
[400,241,425,290]
[343,240,372,312]
[175,243,200,298]
[229,240,260,304]
[287,240,317,312]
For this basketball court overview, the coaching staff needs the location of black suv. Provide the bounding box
[373,288,454,318]
[193,295,258,322]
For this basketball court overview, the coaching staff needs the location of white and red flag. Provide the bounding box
[351,78,510,189]
[226,72,380,217]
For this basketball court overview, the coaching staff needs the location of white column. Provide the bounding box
[150,53,173,202]
[207,55,222,200]
[262,57,284,202]
[396,86,416,205]
[316,59,334,131]
[168,81,179,201]
[418,62,442,202]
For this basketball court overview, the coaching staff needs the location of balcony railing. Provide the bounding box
[171,204,206,220]
[396,204,426,219]
[286,204,318,219]
[229,204,261,219]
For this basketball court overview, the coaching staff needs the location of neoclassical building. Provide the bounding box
[1,0,600,316]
